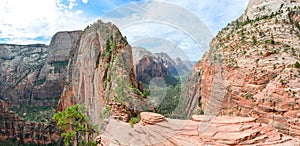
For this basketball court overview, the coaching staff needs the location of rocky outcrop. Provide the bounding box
[140,112,165,125]
[0,100,61,145]
[241,0,300,21]
[173,57,194,74]
[185,0,300,138]
[0,44,48,106]
[57,20,152,127]
[97,112,300,145]
[0,31,81,144]
[132,47,192,85]
[31,31,82,106]
[0,31,81,107]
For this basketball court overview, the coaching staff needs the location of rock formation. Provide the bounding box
[97,112,300,145]
[185,0,300,138]
[0,31,81,107]
[132,47,193,85]
[57,20,153,127]
[0,44,48,106]
[0,100,61,145]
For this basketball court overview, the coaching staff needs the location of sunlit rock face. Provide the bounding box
[57,20,153,128]
[97,112,300,145]
[185,0,300,138]
[0,31,81,107]
[132,47,193,85]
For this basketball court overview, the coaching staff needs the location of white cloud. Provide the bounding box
[159,0,248,34]
[82,0,88,4]
[101,0,248,60]
[0,0,91,45]
[102,1,213,60]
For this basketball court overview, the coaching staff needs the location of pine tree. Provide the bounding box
[53,104,97,146]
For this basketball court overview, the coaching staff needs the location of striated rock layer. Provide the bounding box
[0,100,61,145]
[97,112,300,146]
[0,31,81,107]
[57,20,153,127]
[185,0,300,138]
[132,47,194,85]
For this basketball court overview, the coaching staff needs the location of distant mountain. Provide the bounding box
[0,31,82,108]
[132,47,193,85]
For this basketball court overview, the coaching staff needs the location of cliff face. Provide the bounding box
[57,21,152,126]
[0,31,81,107]
[132,47,192,85]
[0,44,48,106]
[32,31,81,106]
[0,100,61,145]
[241,0,300,21]
[186,0,300,138]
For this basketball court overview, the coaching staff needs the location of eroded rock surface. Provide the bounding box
[132,47,193,85]
[97,112,300,146]
[57,21,153,126]
[0,100,61,145]
[185,0,300,138]
[0,31,81,107]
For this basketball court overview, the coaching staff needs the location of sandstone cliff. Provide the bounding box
[132,47,192,85]
[0,44,48,106]
[57,20,152,127]
[0,100,61,145]
[186,0,300,138]
[31,31,82,108]
[0,31,81,107]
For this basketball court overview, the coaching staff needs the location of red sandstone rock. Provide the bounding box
[97,112,300,145]
[0,100,61,144]
[185,0,300,139]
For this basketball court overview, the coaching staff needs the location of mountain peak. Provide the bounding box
[242,0,300,20]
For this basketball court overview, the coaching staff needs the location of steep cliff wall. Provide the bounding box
[186,0,300,138]
[32,31,82,106]
[0,44,48,106]
[0,31,81,107]
[57,21,152,127]
[0,100,61,145]
[132,47,192,85]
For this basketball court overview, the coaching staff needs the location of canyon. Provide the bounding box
[0,31,81,107]
[0,0,300,145]
[132,47,193,85]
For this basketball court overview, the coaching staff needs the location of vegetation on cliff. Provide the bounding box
[53,104,97,146]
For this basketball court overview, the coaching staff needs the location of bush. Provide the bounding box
[245,93,253,99]
[252,36,257,45]
[295,61,300,68]
[35,78,46,86]
[51,61,68,73]
[129,115,141,127]
[10,105,56,123]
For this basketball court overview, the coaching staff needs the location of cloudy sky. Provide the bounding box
[0,0,248,60]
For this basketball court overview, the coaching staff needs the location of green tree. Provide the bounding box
[53,104,97,146]
[295,61,300,68]
[252,35,257,45]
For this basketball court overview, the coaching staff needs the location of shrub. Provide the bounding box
[245,93,253,99]
[129,115,141,127]
[295,61,300,68]
[252,36,257,45]
[35,78,46,86]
